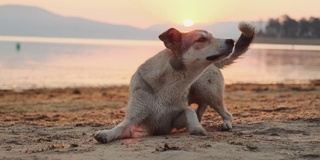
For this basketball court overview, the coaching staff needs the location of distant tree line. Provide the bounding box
[259,15,320,38]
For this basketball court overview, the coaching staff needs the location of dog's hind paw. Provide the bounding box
[189,126,207,136]
[93,130,117,143]
[218,123,232,131]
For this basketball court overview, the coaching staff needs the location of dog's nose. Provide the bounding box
[225,39,234,46]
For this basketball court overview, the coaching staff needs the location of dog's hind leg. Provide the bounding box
[196,103,208,122]
[194,95,233,131]
[208,97,233,131]
[173,107,207,136]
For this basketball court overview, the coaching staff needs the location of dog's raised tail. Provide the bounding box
[214,22,256,69]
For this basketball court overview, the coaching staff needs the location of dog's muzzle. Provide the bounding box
[206,39,234,61]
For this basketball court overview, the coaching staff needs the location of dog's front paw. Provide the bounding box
[94,130,118,143]
[189,125,207,136]
[218,122,232,131]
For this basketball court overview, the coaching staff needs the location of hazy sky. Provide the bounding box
[1,0,320,28]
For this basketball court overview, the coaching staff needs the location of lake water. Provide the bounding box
[0,36,320,90]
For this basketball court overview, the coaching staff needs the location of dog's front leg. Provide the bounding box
[173,107,207,136]
[94,119,134,143]
[94,87,152,143]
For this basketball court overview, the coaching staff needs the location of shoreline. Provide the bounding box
[255,37,320,46]
[1,79,319,92]
[2,35,320,46]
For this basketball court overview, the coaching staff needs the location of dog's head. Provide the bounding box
[159,28,234,70]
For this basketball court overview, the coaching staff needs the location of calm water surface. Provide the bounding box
[0,36,319,90]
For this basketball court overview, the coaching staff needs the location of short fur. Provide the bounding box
[94,22,255,143]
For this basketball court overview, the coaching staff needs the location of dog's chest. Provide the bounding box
[145,104,182,135]
[149,92,187,122]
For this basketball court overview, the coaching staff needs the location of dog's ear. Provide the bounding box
[159,28,185,70]
[158,28,181,50]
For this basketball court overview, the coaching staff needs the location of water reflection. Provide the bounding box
[222,49,320,84]
[0,39,319,89]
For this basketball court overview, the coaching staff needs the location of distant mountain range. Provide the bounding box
[0,5,265,40]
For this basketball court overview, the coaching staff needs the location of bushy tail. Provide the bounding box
[214,22,256,69]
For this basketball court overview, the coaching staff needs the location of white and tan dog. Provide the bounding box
[94,22,255,143]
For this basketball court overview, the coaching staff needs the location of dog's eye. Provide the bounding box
[196,37,207,43]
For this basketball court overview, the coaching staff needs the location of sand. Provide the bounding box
[0,83,319,160]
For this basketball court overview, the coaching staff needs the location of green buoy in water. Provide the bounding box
[16,43,21,51]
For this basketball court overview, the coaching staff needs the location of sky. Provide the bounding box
[0,0,320,28]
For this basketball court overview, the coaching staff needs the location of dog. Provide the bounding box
[94,22,255,143]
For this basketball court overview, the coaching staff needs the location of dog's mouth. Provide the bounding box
[206,48,233,61]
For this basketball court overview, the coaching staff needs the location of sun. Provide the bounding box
[183,19,194,27]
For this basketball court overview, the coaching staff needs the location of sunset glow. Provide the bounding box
[183,19,194,27]
[0,0,320,28]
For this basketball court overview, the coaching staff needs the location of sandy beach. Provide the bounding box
[0,82,319,160]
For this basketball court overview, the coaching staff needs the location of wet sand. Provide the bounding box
[0,83,319,160]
